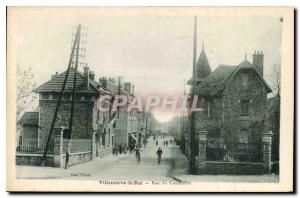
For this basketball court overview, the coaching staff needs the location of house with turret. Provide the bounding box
[185,45,273,171]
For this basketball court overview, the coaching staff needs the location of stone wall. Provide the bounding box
[222,69,267,153]
[39,99,95,144]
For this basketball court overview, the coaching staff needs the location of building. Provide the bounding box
[99,77,139,148]
[16,66,132,166]
[185,45,273,173]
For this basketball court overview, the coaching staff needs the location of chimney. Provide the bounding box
[253,51,264,76]
[89,71,95,81]
[99,77,107,89]
[124,82,131,93]
[83,64,89,88]
[51,72,58,79]
[132,84,135,95]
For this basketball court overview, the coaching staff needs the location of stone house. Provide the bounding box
[187,46,272,163]
[18,66,115,154]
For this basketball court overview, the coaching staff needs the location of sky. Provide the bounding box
[9,7,283,123]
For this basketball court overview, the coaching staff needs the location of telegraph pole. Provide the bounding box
[189,16,197,174]
[69,24,81,139]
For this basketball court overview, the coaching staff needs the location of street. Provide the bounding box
[16,137,189,181]
[16,137,278,183]
[64,137,188,181]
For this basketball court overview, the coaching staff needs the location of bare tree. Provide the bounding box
[269,64,281,96]
[16,64,37,121]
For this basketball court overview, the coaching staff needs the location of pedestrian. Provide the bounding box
[129,143,134,154]
[163,141,165,146]
[134,147,141,164]
[65,151,70,169]
[156,140,158,146]
[124,144,128,155]
[166,140,168,147]
[119,144,122,154]
[156,147,163,165]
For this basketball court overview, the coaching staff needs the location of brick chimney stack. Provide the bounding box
[83,64,89,88]
[253,51,264,76]
[89,71,95,81]
[132,84,135,95]
[99,77,107,89]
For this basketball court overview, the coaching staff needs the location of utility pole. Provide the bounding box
[118,76,121,118]
[69,24,81,139]
[189,16,197,174]
[41,24,81,166]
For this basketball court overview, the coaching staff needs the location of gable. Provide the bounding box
[197,60,272,96]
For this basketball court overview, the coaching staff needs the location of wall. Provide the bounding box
[114,111,129,146]
[197,161,266,175]
[39,99,95,144]
[16,154,53,166]
[222,69,267,153]
[22,124,38,140]
[62,147,113,167]
[62,152,92,167]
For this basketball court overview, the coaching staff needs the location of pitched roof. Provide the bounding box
[197,59,272,96]
[34,68,101,94]
[197,65,237,96]
[18,112,39,125]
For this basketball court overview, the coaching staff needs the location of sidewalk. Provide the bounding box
[16,152,129,179]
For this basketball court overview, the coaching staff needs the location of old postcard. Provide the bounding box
[6,7,294,192]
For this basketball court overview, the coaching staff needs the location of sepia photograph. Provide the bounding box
[6,7,294,192]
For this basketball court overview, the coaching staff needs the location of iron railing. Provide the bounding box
[206,137,261,162]
[16,138,54,154]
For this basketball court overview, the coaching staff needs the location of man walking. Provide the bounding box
[156,147,163,165]
[134,147,141,164]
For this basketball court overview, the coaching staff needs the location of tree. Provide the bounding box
[16,64,37,121]
[269,64,281,96]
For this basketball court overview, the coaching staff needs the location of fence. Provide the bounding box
[62,139,92,154]
[16,138,54,154]
[206,137,261,162]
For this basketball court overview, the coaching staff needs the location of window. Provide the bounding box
[63,93,71,100]
[42,94,49,99]
[75,94,81,100]
[63,129,71,139]
[240,100,250,116]
[85,95,92,100]
[53,93,60,99]
[239,129,249,144]
[241,72,249,89]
